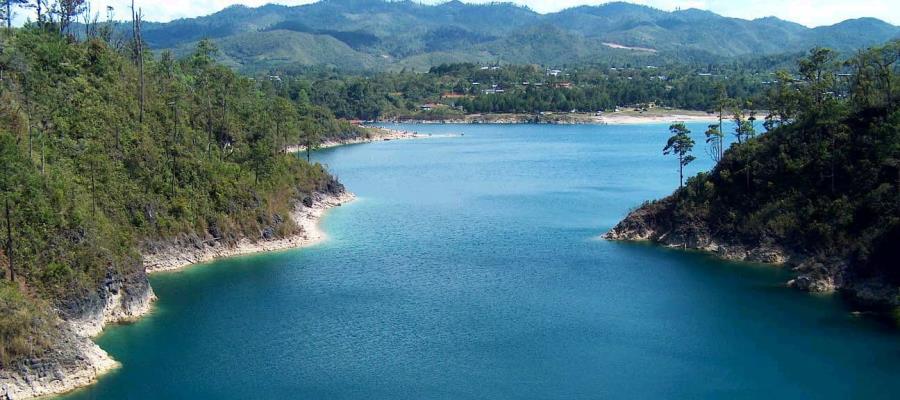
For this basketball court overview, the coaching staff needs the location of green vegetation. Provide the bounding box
[645,41,900,306]
[0,283,56,366]
[662,123,695,189]
[279,62,775,120]
[0,22,360,364]
[0,0,897,370]
[113,1,899,72]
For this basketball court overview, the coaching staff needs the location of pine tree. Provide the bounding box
[663,122,696,189]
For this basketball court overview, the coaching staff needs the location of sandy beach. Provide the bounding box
[382,109,722,125]
[596,110,722,125]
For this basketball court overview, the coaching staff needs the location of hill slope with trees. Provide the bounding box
[0,16,362,395]
[605,42,900,313]
[119,0,900,71]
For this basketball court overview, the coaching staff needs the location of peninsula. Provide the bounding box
[605,45,900,314]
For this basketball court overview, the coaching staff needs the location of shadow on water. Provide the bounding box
[606,239,900,332]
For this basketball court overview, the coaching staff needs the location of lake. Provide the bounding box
[64,123,900,399]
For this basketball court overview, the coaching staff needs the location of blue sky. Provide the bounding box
[11,0,900,27]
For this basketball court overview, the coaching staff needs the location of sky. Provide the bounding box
[10,0,900,28]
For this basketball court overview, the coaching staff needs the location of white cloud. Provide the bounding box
[10,0,900,27]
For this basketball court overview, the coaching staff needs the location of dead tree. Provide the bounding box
[131,1,144,124]
[4,196,13,282]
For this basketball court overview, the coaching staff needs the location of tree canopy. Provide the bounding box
[0,25,360,365]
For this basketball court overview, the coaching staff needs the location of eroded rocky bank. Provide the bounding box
[0,269,155,400]
[284,127,424,153]
[603,198,899,310]
[0,189,354,399]
[143,190,355,273]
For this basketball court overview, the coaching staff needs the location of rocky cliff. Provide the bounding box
[1,268,155,399]
[603,197,899,310]
[0,187,353,399]
[142,190,355,273]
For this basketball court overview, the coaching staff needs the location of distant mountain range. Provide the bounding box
[133,0,900,71]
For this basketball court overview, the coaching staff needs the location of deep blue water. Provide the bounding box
[65,123,900,399]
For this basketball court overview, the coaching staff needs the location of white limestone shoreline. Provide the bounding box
[0,191,354,399]
[284,127,426,153]
[143,191,356,273]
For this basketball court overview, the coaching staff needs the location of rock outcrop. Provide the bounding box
[1,189,354,399]
[142,190,355,273]
[603,199,899,309]
[1,268,155,399]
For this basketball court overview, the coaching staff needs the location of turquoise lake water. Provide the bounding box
[65,123,899,399]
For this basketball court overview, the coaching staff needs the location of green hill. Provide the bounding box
[0,27,359,370]
[119,0,900,72]
[605,43,900,313]
[173,30,381,71]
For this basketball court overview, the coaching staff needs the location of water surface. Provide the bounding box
[66,123,900,399]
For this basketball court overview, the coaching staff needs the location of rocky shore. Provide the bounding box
[143,191,355,273]
[603,199,899,309]
[0,190,354,399]
[284,127,425,153]
[1,269,156,399]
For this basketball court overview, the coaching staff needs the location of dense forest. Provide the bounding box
[0,18,361,364]
[81,0,900,72]
[608,41,900,311]
[274,59,785,120]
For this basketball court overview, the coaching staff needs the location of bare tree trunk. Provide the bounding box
[171,102,178,197]
[206,93,213,159]
[220,85,228,162]
[4,197,14,283]
[132,1,144,124]
[138,20,144,124]
[275,120,280,157]
[746,165,750,191]
[138,39,144,124]
[40,133,45,175]
[90,158,96,216]
[717,107,724,161]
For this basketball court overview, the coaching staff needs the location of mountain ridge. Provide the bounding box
[122,1,900,71]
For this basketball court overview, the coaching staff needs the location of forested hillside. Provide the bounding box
[115,0,900,71]
[0,24,360,366]
[285,61,776,120]
[605,42,900,312]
